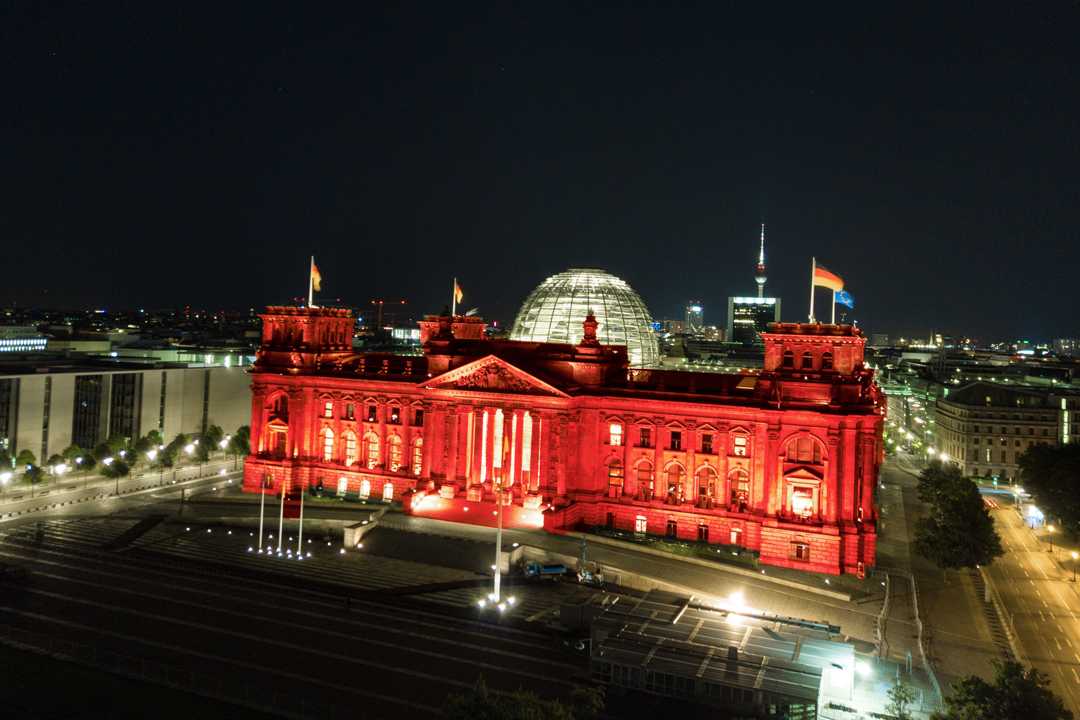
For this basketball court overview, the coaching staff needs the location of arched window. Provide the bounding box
[343,430,358,467]
[821,351,833,370]
[364,431,380,470]
[801,351,813,370]
[270,394,288,421]
[782,350,794,368]
[411,437,423,476]
[695,465,717,504]
[785,435,825,465]
[636,461,654,500]
[729,468,750,511]
[607,460,624,498]
[359,478,371,499]
[388,435,403,472]
[665,463,685,504]
[322,427,334,463]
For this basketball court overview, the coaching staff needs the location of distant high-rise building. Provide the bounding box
[727,297,781,344]
[685,302,704,335]
[727,226,781,344]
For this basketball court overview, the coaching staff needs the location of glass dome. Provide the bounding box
[510,268,659,367]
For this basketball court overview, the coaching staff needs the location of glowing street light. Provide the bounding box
[0,471,10,499]
[103,457,114,466]
[146,449,157,462]
[184,444,195,455]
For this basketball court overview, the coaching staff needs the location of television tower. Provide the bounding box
[755,223,767,298]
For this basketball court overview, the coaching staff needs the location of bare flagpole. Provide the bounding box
[257,480,266,552]
[809,257,817,322]
[296,488,305,558]
[451,277,457,317]
[831,291,837,324]
[277,481,285,554]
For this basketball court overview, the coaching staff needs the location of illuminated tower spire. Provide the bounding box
[755,223,767,298]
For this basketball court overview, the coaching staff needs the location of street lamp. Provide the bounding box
[1048,524,1055,554]
[1072,551,1078,582]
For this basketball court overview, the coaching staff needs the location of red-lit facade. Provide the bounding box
[244,307,884,575]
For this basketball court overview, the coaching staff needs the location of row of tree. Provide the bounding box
[1018,444,1080,535]
[914,460,1004,571]
[0,425,250,485]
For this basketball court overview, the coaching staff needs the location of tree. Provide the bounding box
[1019,444,1080,536]
[61,444,85,463]
[145,429,163,448]
[887,679,917,720]
[933,659,1072,720]
[914,461,1003,571]
[227,426,250,467]
[24,464,44,485]
[15,449,35,469]
[205,424,224,449]
[92,442,113,463]
[100,460,130,479]
[46,454,64,471]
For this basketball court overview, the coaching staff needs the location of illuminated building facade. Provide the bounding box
[244,307,884,575]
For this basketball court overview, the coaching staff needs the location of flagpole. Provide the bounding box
[451,277,457,317]
[308,256,315,308]
[296,488,305,558]
[831,292,836,324]
[809,257,816,322]
[277,481,285,554]
[257,481,266,552]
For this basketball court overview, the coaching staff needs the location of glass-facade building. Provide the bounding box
[510,268,659,367]
[726,297,781,345]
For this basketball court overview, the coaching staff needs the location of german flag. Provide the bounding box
[311,258,322,292]
[812,264,843,291]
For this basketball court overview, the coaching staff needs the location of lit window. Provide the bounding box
[366,405,378,423]
[733,435,748,457]
[791,542,810,561]
[390,406,401,425]
[322,428,334,462]
[323,401,334,418]
[388,435,403,472]
[609,423,623,446]
[359,479,371,499]
[607,461,624,497]
[344,431,357,467]
[365,432,380,469]
[382,482,394,502]
[412,438,423,476]
[790,486,815,517]
[635,515,647,534]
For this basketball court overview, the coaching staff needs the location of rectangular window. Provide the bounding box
[791,542,810,561]
[665,519,677,538]
[670,431,682,451]
[733,436,748,457]
[389,406,401,425]
[609,423,623,446]
[366,405,377,423]
[635,515,647,534]
[701,434,713,454]
[638,427,652,448]
[413,409,424,427]
[697,524,709,542]
[345,403,355,420]
[323,401,334,418]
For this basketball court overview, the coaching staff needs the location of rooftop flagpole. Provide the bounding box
[809,257,816,322]
[308,256,315,308]
[451,277,457,317]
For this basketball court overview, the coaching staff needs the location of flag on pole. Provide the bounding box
[454,279,463,305]
[834,289,855,309]
[311,259,322,292]
[812,264,844,291]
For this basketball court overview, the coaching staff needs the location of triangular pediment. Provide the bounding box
[421,355,569,397]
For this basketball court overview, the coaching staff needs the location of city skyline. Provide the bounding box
[5,5,1079,337]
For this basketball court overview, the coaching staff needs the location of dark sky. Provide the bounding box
[4,4,1078,341]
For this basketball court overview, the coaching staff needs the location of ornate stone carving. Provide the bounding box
[453,363,535,393]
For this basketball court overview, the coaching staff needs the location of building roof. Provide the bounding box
[592,591,853,704]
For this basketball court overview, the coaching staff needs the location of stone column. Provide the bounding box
[838,427,857,523]
[446,404,460,483]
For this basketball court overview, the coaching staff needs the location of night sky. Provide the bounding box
[4,4,1078,341]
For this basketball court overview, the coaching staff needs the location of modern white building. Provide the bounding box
[0,359,251,461]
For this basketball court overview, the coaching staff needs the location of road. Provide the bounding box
[987,503,1080,715]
